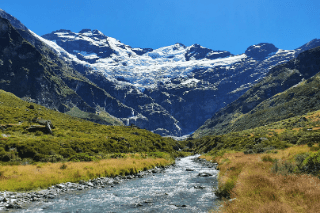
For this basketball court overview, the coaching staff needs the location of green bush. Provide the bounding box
[215,179,236,199]
[69,153,95,162]
[271,159,295,176]
[261,155,274,162]
[301,151,320,175]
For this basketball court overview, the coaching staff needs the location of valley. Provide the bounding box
[1,7,320,213]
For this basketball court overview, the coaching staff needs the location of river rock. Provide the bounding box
[6,202,22,209]
[194,185,205,189]
[174,204,187,208]
[186,168,194,171]
[198,172,213,177]
[56,184,66,189]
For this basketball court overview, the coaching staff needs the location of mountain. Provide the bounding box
[1,8,320,136]
[194,46,320,137]
[0,15,126,125]
[41,28,320,135]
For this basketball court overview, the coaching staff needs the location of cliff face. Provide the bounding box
[0,17,87,111]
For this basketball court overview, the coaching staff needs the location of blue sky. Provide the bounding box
[2,0,319,54]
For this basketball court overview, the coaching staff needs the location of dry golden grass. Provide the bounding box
[0,155,171,191]
[267,128,286,134]
[306,110,320,122]
[206,145,320,213]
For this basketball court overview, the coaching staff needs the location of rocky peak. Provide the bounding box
[245,43,278,60]
[295,39,320,55]
[54,29,73,33]
[132,47,153,55]
[173,43,186,49]
[0,9,28,31]
[185,44,231,61]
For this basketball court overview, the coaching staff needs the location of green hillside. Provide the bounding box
[0,90,179,163]
[188,107,320,156]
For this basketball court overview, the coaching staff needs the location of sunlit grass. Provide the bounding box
[206,145,320,212]
[0,154,172,192]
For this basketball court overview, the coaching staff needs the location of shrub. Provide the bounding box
[110,153,126,159]
[271,159,295,176]
[301,151,320,175]
[262,155,274,162]
[60,164,67,169]
[215,178,236,199]
[69,153,94,162]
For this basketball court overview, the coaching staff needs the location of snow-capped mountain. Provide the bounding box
[40,29,320,136]
[1,7,320,136]
[42,29,233,90]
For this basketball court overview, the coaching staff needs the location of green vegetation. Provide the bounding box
[65,106,123,126]
[0,90,182,164]
[193,107,320,212]
[189,109,320,158]
[203,147,320,212]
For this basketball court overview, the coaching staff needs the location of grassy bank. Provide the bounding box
[0,153,173,192]
[202,145,320,212]
[187,109,320,212]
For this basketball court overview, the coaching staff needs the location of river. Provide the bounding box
[17,155,219,213]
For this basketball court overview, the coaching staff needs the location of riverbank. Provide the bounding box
[0,154,175,210]
[14,155,219,213]
[202,145,320,212]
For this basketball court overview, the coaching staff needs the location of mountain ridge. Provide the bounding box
[1,8,320,136]
[194,46,320,137]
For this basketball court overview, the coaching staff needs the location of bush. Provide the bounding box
[215,179,236,199]
[271,159,295,176]
[69,153,95,162]
[60,164,67,169]
[110,153,126,159]
[301,151,320,175]
[0,147,10,161]
[261,155,274,162]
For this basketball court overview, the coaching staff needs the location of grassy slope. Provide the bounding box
[206,146,320,213]
[0,89,181,163]
[194,46,320,138]
[188,109,320,212]
[65,106,124,126]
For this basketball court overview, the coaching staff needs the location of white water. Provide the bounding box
[18,155,219,213]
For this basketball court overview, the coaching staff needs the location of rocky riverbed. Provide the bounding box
[0,166,169,211]
[1,156,219,212]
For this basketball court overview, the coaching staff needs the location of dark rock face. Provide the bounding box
[42,29,116,61]
[245,43,279,60]
[185,44,232,61]
[132,47,153,55]
[0,17,87,112]
[0,9,28,31]
[0,15,133,124]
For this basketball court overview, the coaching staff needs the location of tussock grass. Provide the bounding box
[0,154,172,191]
[207,145,320,212]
